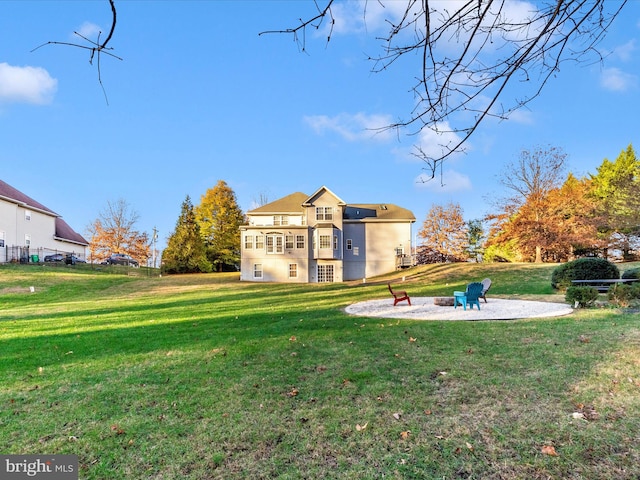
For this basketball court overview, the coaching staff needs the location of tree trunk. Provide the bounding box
[535,245,542,263]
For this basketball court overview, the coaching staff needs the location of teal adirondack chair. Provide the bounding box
[465,282,483,310]
[454,282,483,310]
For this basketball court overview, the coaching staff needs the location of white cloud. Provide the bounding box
[303,112,394,141]
[75,22,102,41]
[600,67,637,92]
[413,122,465,161]
[504,108,534,124]
[612,39,636,62]
[0,63,57,105]
[415,169,472,193]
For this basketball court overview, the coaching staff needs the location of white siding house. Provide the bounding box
[0,179,88,263]
[240,186,415,283]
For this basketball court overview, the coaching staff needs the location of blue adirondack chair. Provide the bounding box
[455,282,483,310]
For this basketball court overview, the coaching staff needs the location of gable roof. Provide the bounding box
[248,192,309,215]
[302,186,347,206]
[0,179,58,216]
[246,186,415,223]
[0,179,88,245]
[345,204,416,222]
[55,218,89,246]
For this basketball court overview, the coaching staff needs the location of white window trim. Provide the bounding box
[253,264,263,278]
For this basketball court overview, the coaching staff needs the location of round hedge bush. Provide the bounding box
[622,267,640,280]
[551,257,620,290]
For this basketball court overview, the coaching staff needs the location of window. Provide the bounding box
[253,264,263,278]
[274,215,289,226]
[346,239,352,250]
[25,234,31,246]
[0,231,4,247]
[319,235,331,249]
[255,235,264,249]
[266,234,284,254]
[395,246,405,256]
[353,246,359,256]
[25,210,31,221]
[244,235,253,249]
[288,264,298,278]
[317,264,334,283]
[315,206,333,221]
[285,235,294,249]
[296,235,305,249]
[333,235,338,250]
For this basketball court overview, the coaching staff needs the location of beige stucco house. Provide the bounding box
[0,179,88,263]
[240,186,416,282]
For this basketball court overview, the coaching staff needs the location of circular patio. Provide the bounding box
[345,297,573,321]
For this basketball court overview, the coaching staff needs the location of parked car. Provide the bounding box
[44,253,65,262]
[65,254,86,265]
[105,253,139,267]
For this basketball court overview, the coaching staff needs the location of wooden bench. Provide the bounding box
[388,283,411,306]
[571,279,639,293]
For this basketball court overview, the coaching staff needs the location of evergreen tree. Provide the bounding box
[590,144,640,259]
[195,180,245,272]
[466,219,485,262]
[162,196,212,274]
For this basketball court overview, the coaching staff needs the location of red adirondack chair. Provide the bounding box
[388,283,411,306]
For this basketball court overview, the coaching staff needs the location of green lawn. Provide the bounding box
[1,263,639,479]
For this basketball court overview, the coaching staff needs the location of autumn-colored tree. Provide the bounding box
[590,144,640,260]
[488,174,600,262]
[194,180,245,272]
[162,196,212,274]
[491,146,567,262]
[87,198,149,264]
[418,202,467,263]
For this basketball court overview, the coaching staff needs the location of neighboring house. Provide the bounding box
[0,179,89,263]
[240,186,416,282]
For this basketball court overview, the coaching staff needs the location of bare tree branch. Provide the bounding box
[31,0,121,104]
[265,0,627,175]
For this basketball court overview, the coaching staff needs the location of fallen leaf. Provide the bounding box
[400,431,410,439]
[110,425,125,435]
[466,442,474,451]
[541,445,558,456]
[287,388,299,397]
[393,413,402,420]
[289,336,297,342]
[424,409,432,415]
[356,422,368,431]
[409,337,417,342]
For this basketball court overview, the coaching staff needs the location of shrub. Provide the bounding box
[565,286,599,308]
[608,284,634,307]
[551,258,620,290]
[621,267,640,280]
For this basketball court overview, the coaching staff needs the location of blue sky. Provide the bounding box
[1,1,638,254]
